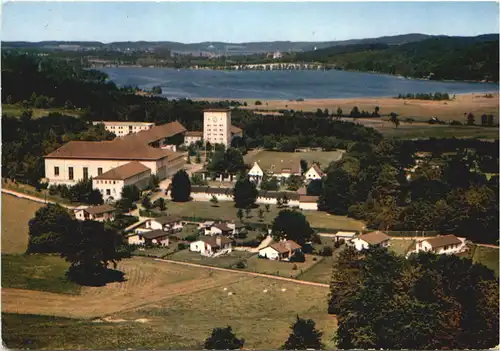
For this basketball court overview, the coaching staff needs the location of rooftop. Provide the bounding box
[358,231,391,245]
[424,234,463,248]
[152,215,183,225]
[141,229,169,240]
[198,235,233,248]
[310,164,325,177]
[94,161,151,180]
[204,108,231,113]
[268,240,302,254]
[185,131,203,137]
[122,121,187,145]
[81,204,116,215]
[299,195,319,203]
[93,121,155,126]
[230,125,243,134]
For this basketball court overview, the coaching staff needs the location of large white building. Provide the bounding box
[92,121,155,137]
[44,121,187,186]
[407,235,467,256]
[203,108,233,147]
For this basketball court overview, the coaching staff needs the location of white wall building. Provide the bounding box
[352,231,391,251]
[73,204,116,222]
[258,240,302,261]
[304,164,324,181]
[408,235,467,256]
[298,195,319,210]
[190,236,233,257]
[92,161,151,202]
[184,131,203,145]
[146,216,185,232]
[127,229,170,247]
[248,162,265,184]
[92,121,155,137]
[203,109,232,147]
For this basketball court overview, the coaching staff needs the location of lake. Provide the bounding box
[100,67,498,100]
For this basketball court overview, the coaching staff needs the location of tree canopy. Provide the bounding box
[271,209,314,246]
[204,326,245,350]
[329,247,499,350]
[27,203,73,253]
[233,177,258,209]
[171,169,191,202]
[282,316,324,350]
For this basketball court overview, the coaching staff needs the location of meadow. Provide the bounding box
[244,150,343,169]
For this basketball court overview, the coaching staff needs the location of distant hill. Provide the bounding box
[2,33,434,55]
[294,34,499,82]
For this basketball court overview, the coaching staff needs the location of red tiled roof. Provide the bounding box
[358,231,391,245]
[299,195,319,203]
[204,108,231,112]
[268,240,302,253]
[94,161,151,180]
[425,235,462,248]
[199,236,233,248]
[311,164,324,177]
[185,131,203,137]
[230,125,243,134]
[122,121,186,145]
[83,204,116,215]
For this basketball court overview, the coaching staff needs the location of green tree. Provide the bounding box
[336,107,343,119]
[307,179,323,196]
[119,185,140,211]
[286,175,303,191]
[271,209,313,246]
[191,173,208,186]
[233,177,258,209]
[260,176,280,191]
[148,174,160,190]
[245,208,252,218]
[171,169,191,202]
[350,106,361,118]
[151,86,162,94]
[155,197,166,211]
[318,168,351,215]
[258,208,265,222]
[68,178,103,205]
[389,112,400,128]
[195,152,202,163]
[141,195,152,210]
[237,208,244,222]
[300,159,309,174]
[27,204,73,253]
[282,316,324,350]
[210,195,219,207]
[204,326,245,350]
[466,112,475,125]
[60,220,130,285]
[265,204,270,212]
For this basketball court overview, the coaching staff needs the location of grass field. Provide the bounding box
[244,150,343,169]
[472,245,499,276]
[389,239,416,256]
[168,249,253,268]
[379,123,499,140]
[3,180,78,206]
[2,104,82,118]
[2,254,80,295]
[298,256,333,284]
[1,193,43,253]
[166,200,366,231]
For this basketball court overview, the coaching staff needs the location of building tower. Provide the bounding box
[203,108,232,147]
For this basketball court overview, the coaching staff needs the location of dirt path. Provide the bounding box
[1,188,77,210]
[154,258,330,288]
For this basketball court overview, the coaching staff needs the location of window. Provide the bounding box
[98,168,103,176]
[54,167,59,176]
[106,189,111,196]
[68,167,74,180]
[83,167,88,180]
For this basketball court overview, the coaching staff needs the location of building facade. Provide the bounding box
[203,109,232,147]
[92,121,155,137]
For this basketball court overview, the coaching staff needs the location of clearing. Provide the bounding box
[165,199,366,231]
[472,245,499,276]
[1,193,43,253]
[244,150,343,169]
[2,104,82,118]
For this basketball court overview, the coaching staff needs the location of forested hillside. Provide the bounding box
[294,35,499,82]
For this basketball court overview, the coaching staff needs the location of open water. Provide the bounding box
[100,67,498,100]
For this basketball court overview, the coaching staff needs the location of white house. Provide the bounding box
[304,164,324,181]
[258,240,302,261]
[73,204,116,222]
[190,236,233,257]
[93,161,151,202]
[206,222,234,236]
[184,131,203,145]
[127,229,170,246]
[351,231,391,251]
[146,216,185,232]
[407,234,467,256]
[248,162,265,184]
[203,109,233,147]
[92,121,155,137]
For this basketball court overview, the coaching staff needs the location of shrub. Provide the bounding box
[255,100,262,105]
[290,251,305,263]
[320,246,333,256]
[177,243,188,250]
[235,260,247,269]
[292,264,298,270]
[184,234,198,242]
[312,257,317,261]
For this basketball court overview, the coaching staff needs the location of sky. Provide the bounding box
[2,1,499,43]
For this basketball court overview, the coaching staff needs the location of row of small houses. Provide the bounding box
[73,205,470,260]
[190,186,319,210]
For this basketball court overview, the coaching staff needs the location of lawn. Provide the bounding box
[381,124,500,140]
[2,313,188,350]
[3,180,79,206]
[2,254,81,295]
[2,104,82,118]
[298,256,333,284]
[389,239,416,257]
[166,200,365,231]
[244,150,343,169]
[472,245,499,276]
[167,249,253,268]
[2,193,43,253]
[244,254,319,278]
[115,275,336,349]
